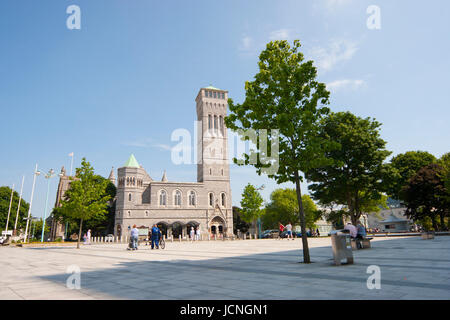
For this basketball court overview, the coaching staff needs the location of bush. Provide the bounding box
[55,238,62,242]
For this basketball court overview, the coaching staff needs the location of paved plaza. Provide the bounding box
[0,236,449,300]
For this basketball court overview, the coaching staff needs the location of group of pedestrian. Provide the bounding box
[83,229,91,245]
[189,226,201,241]
[278,222,294,240]
[129,224,162,251]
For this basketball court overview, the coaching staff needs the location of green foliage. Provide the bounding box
[262,189,321,230]
[385,151,436,201]
[30,219,50,240]
[0,186,30,231]
[225,40,338,263]
[232,206,251,234]
[306,111,391,225]
[437,152,450,202]
[58,158,111,247]
[240,184,264,224]
[402,163,449,230]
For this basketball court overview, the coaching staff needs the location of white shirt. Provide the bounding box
[286,224,292,231]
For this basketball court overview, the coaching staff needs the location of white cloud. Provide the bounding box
[326,79,365,92]
[269,29,292,41]
[238,35,255,55]
[121,138,171,151]
[153,143,171,151]
[324,0,354,10]
[309,39,358,72]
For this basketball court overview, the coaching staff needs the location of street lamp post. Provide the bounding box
[256,185,265,239]
[41,169,56,242]
[24,164,41,243]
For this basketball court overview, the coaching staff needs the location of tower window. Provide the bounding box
[209,91,213,97]
[221,193,226,207]
[128,193,132,201]
[189,191,196,206]
[208,115,212,130]
[219,116,223,133]
[214,115,217,130]
[160,190,167,206]
[209,193,214,206]
[213,92,216,98]
[221,93,225,99]
[205,90,208,97]
[174,190,182,206]
[209,168,212,175]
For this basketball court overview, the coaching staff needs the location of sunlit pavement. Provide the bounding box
[1,236,449,300]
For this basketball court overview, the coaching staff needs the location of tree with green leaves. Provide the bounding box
[385,151,436,201]
[58,158,111,248]
[307,111,391,226]
[402,163,449,230]
[232,206,251,235]
[262,189,321,230]
[225,40,337,263]
[437,152,450,206]
[0,186,30,232]
[239,184,264,234]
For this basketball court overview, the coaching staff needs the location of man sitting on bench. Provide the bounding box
[356,220,372,249]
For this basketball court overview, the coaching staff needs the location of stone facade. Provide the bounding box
[114,87,233,239]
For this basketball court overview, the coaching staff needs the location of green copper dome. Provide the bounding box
[124,154,140,168]
[204,85,222,91]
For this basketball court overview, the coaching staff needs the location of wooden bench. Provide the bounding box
[351,237,373,250]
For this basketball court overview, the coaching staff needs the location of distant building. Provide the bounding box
[114,86,233,239]
[367,207,413,232]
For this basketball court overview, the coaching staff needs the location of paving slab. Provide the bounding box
[0,236,449,299]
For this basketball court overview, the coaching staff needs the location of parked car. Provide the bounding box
[261,229,278,239]
[105,234,114,242]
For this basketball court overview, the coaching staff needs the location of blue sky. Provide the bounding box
[1,0,449,221]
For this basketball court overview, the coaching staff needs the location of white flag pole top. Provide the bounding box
[69,152,74,176]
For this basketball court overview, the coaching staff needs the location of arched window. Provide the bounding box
[128,193,132,202]
[209,168,212,175]
[214,115,218,131]
[208,115,212,130]
[174,190,182,206]
[209,193,214,206]
[189,191,196,206]
[221,193,226,207]
[219,116,223,134]
[160,190,167,206]
[126,177,129,186]
[213,91,217,98]
[133,177,136,186]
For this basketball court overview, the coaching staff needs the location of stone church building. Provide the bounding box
[113,86,233,239]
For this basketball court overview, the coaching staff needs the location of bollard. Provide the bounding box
[171,235,173,242]
[244,234,246,240]
[254,234,257,240]
[179,235,181,242]
[208,234,210,241]
[214,234,217,241]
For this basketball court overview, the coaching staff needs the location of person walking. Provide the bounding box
[86,229,91,245]
[190,227,195,242]
[130,225,139,250]
[83,233,87,244]
[316,228,320,237]
[146,228,152,246]
[196,227,201,241]
[278,222,284,240]
[285,222,293,240]
[151,224,160,249]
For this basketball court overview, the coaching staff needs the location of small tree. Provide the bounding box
[59,158,111,249]
[385,151,436,201]
[263,189,321,230]
[225,40,337,263]
[240,183,264,233]
[402,163,449,230]
[307,111,391,225]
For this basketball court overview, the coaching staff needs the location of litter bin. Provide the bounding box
[330,230,354,265]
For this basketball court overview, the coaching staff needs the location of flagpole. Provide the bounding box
[13,175,25,236]
[24,164,40,243]
[5,184,15,233]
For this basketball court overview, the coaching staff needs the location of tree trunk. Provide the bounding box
[431,214,438,231]
[294,170,310,263]
[77,218,83,249]
[439,212,445,231]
